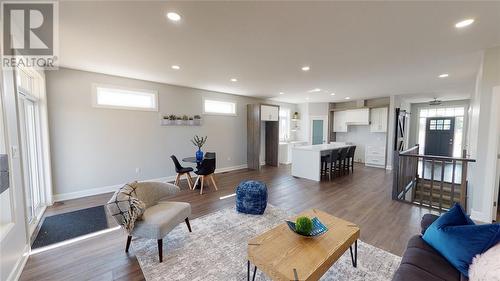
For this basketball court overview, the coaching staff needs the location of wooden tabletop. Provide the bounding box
[247,209,360,281]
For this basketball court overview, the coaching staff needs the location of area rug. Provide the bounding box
[32,205,108,249]
[132,205,401,281]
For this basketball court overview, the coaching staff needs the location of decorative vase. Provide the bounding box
[196,149,204,162]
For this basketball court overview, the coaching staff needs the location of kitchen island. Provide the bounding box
[291,142,351,181]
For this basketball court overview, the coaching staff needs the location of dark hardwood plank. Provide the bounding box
[20,164,437,281]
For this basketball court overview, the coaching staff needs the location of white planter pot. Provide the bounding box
[175,120,183,125]
[193,119,202,126]
[188,120,195,126]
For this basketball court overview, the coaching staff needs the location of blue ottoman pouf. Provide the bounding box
[236,180,268,215]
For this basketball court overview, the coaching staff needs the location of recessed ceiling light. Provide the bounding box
[167,12,181,22]
[305,97,310,100]
[230,78,238,82]
[330,93,336,96]
[345,97,351,100]
[279,92,284,95]
[439,73,449,78]
[455,18,474,28]
[301,66,310,71]
[308,88,321,93]
[171,65,180,70]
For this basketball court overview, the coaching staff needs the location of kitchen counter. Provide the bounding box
[291,142,351,181]
[293,142,348,151]
[278,140,308,164]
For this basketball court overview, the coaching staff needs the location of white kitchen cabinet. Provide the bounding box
[370,107,388,132]
[333,111,348,132]
[346,108,370,125]
[365,145,386,168]
[260,105,279,121]
[333,108,369,132]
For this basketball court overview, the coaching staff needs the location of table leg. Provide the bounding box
[252,265,257,281]
[349,239,358,268]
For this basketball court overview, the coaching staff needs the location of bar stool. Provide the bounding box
[320,151,330,178]
[328,149,340,180]
[346,146,357,174]
[337,147,349,176]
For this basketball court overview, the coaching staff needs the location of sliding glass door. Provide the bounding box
[20,98,42,223]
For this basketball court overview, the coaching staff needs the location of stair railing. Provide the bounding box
[392,145,475,212]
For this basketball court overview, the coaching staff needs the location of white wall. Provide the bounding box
[336,126,386,163]
[46,68,272,199]
[467,46,500,222]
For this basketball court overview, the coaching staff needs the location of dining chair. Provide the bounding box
[346,146,357,174]
[193,157,218,195]
[170,155,194,189]
[328,149,340,180]
[204,152,216,159]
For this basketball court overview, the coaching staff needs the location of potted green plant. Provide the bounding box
[175,116,183,125]
[182,115,189,125]
[164,114,175,125]
[191,135,207,161]
[188,116,194,126]
[193,114,202,125]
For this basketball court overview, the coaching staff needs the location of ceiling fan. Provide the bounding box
[429,98,442,106]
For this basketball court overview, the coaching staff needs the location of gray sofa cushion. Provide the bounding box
[132,201,191,239]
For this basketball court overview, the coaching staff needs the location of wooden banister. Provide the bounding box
[393,145,475,213]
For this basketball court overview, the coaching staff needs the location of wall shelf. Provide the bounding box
[160,119,202,126]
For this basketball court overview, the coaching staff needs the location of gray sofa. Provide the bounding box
[392,214,468,281]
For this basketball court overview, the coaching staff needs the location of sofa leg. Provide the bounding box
[125,235,132,252]
[185,218,192,232]
[158,239,163,262]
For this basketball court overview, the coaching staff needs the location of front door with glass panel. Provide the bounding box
[424,117,455,157]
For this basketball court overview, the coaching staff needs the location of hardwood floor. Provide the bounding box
[20,164,438,281]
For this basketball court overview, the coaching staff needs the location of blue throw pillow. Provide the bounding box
[422,204,500,277]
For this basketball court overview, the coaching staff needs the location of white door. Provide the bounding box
[310,116,328,144]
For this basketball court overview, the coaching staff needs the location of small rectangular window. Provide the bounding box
[92,84,158,111]
[203,98,237,115]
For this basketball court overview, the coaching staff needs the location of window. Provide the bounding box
[203,98,237,115]
[279,108,290,141]
[92,84,158,111]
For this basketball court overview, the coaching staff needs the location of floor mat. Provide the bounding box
[32,205,109,249]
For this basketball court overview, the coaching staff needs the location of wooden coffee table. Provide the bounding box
[247,209,360,281]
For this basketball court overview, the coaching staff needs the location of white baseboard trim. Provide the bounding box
[470,209,492,223]
[7,244,29,281]
[385,165,392,170]
[52,164,248,202]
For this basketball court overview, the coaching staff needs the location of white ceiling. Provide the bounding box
[58,1,500,104]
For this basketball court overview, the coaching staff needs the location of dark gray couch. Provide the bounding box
[392,214,468,281]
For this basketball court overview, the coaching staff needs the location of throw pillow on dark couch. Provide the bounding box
[422,204,500,277]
